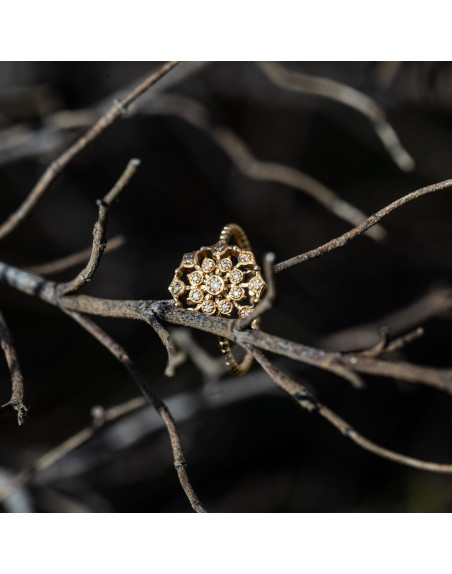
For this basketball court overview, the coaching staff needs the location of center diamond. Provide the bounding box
[206,275,224,295]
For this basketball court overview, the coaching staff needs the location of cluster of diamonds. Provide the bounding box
[169,241,266,318]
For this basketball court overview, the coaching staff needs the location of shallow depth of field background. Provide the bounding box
[1,62,452,512]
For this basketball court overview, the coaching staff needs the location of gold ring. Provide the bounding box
[169,223,266,375]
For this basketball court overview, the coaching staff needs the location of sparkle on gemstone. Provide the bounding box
[193,291,200,300]
[221,261,228,269]
[173,284,181,293]
[216,244,223,251]
[204,261,213,269]
[233,289,240,297]
[232,271,241,281]
[222,303,230,311]
[242,254,250,261]
[211,280,220,290]
[205,303,213,311]
[185,256,193,263]
[253,280,261,288]
[193,273,200,281]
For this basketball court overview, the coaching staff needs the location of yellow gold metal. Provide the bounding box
[169,223,266,376]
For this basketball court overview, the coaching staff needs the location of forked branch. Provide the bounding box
[56,158,140,296]
[0,61,179,241]
[0,310,28,425]
[249,347,452,473]
[63,309,205,513]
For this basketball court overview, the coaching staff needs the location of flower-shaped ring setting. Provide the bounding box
[169,223,266,375]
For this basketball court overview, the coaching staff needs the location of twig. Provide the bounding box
[149,95,386,241]
[0,396,146,503]
[257,61,415,172]
[56,159,140,296]
[274,179,452,273]
[171,328,227,382]
[0,310,28,425]
[250,346,452,473]
[63,309,206,513]
[359,326,424,358]
[24,234,125,276]
[319,287,452,351]
[145,310,185,377]
[0,61,179,241]
[0,370,277,501]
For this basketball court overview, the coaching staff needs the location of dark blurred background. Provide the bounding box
[1,62,452,512]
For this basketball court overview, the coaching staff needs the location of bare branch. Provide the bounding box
[145,310,185,377]
[0,310,28,425]
[0,396,146,503]
[56,159,140,296]
[63,309,206,513]
[250,346,452,473]
[359,326,424,358]
[0,61,179,241]
[171,328,227,382]
[320,287,452,351]
[149,95,386,241]
[24,234,125,276]
[274,179,452,273]
[257,61,415,172]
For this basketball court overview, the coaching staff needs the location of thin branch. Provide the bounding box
[0,61,179,241]
[319,286,452,351]
[63,309,206,513]
[0,310,28,425]
[359,326,424,358]
[56,159,140,296]
[145,310,185,377]
[24,234,125,276]
[149,95,386,241]
[274,179,452,273]
[171,328,227,382]
[0,396,146,503]
[384,327,425,354]
[0,369,278,503]
[250,346,452,473]
[257,61,415,172]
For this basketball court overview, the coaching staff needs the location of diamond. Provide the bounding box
[239,306,253,318]
[192,290,201,301]
[253,280,261,289]
[172,284,181,293]
[202,258,215,272]
[232,271,241,282]
[202,300,216,315]
[222,303,229,311]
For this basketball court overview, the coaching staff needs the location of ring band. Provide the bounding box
[217,224,259,376]
[169,223,266,376]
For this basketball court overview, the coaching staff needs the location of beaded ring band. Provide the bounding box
[169,223,266,376]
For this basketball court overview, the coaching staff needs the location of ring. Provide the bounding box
[169,223,266,375]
